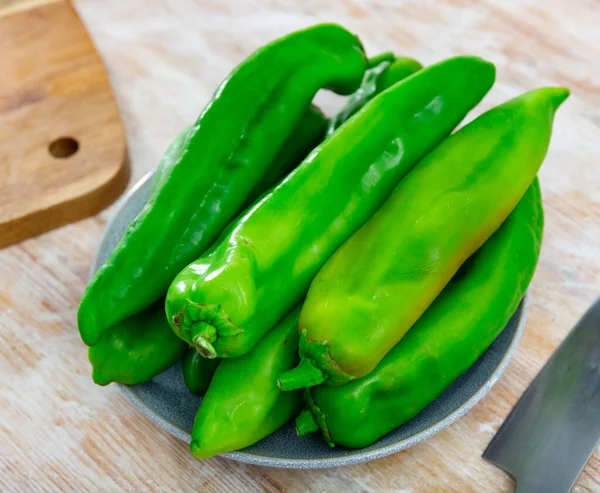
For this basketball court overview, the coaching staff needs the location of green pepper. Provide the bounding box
[279,87,568,390]
[190,307,302,458]
[295,179,544,448]
[166,56,496,359]
[78,23,367,347]
[88,301,186,386]
[182,349,220,396]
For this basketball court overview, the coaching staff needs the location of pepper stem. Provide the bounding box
[192,322,218,359]
[278,358,326,391]
[295,408,319,437]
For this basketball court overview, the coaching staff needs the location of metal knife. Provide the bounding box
[483,298,600,493]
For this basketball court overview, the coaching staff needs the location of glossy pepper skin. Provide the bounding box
[166,56,496,359]
[88,301,186,386]
[190,307,302,458]
[78,23,367,347]
[295,179,544,448]
[182,349,220,396]
[279,87,568,390]
[87,107,326,386]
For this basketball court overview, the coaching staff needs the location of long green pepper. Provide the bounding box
[78,23,367,347]
[166,56,496,359]
[296,178,544,448]
[190,307,303,458]
[279,87,568,390]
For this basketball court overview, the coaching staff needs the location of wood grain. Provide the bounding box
[0,0,599,491]
[0,0,128,248]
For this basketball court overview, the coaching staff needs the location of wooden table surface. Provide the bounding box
[1,0,599,491]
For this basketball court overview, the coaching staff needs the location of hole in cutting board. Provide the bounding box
[49,137,79,158]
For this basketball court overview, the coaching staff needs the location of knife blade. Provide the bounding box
[483,298,600,493]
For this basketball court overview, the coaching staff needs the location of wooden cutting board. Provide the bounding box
[0,0,128,248]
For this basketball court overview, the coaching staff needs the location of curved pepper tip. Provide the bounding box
[518,86,570,119]
[278,357,326,391]
[546,86,570,111]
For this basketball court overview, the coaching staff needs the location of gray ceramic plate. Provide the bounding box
[90,170,528,469]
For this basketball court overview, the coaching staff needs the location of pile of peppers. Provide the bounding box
[78,23,568,456]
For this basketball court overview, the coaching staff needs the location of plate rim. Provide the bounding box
[90,170,529,469]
